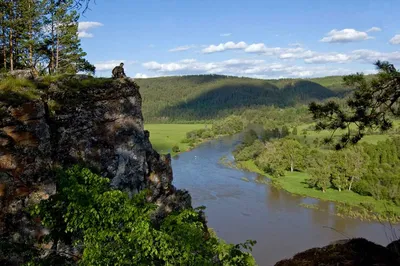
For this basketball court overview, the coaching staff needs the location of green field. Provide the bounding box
[296,123,395,145]
[145,124,207,154]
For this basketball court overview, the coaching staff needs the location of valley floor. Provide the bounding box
[145,124,207,155]
[145,123,400,222]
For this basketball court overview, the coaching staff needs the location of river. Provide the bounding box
[171,135,398,266]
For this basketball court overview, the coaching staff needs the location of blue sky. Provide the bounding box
[77,0,400,79]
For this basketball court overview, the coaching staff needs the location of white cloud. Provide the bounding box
[288,42,302,47]
[389,35,400,45]
[78,31,94,38]
[367,27,382,32]
[94,60,138,71]
[134,73,150,78]
[244,44,315,59]
[304,49,400,64]
[202,41,248,54]
[244,43,268,53]
[78,21,103,31]
[351,49,400,62]
[142,58,360,78]
[168,45,195,52]
[304,53,352,64]
[78,21,103,38]
[220,33,232,37]
[320,29,373,43]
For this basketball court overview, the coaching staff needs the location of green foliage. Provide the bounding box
[172,145,180,153]
[242,129,258,146]
[309,61,400,149]
[31,166,256,265]
[233,140,264,161]
[292,126,298,135]
[212,115,244,135]
[0,0,94,75]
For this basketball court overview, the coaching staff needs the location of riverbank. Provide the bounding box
[235,159,400,223]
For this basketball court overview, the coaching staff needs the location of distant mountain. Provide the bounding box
[136,74,341,122]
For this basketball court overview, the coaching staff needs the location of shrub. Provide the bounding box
[172,145,180,153]
[201,129,214,139]
[31,166,257,265]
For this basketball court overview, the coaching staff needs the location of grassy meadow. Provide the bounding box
[145,124,207,154]
[296,123,394,145]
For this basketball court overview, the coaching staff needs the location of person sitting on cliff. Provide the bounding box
[112,63,127,79]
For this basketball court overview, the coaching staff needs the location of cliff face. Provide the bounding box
[0,77,191,249]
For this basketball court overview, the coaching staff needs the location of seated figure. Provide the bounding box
[112,63,127,79]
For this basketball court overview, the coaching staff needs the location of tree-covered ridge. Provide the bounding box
[137,75,339,122]
[0,0,94,75]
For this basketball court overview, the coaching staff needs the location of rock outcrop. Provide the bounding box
[274,238,400,266]
[0,76,191,262]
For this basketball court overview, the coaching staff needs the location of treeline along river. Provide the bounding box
[171,135,397,265]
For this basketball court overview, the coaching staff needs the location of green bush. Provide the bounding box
[172,145,180,153]
[201,129,214,139]
[352,180,372,196]
[31,166,257,265]
[242,129,258,146]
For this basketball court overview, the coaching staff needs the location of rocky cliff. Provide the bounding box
[0,76,191,259]
[275,238,400,266]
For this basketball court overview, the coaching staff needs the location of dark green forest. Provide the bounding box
[137,75,352,122]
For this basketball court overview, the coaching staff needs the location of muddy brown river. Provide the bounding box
[171,135,399,266]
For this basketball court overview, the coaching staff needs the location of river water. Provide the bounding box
[171,135,398,266]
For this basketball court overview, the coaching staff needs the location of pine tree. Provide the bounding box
[42,0,94,74]
[281,125,290,138]
[16,0,43,73]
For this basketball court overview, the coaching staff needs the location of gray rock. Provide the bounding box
[9,69,35,80]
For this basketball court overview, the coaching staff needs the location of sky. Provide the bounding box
[77,0,400,79]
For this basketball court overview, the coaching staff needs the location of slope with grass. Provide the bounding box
[137,75,339,122]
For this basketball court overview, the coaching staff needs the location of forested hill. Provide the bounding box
[136,74,344,122]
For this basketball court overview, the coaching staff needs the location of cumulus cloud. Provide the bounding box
[351,49,400,62]
[94,60,125,71]
[303,50,400,64]
[244,44,315,59]
[390,34,400,45]
[366,27,382,32]
[78,31,94,38]
[304,53,352,64]
[134,73,150,78]
[168,45,195,52]
[220,33,232,37]
[202,41,248,54]
[288,42,302,47]
[320,29,373,43]
[78,21,103,38]
[94,60,137,71]
[142,58,359,78]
